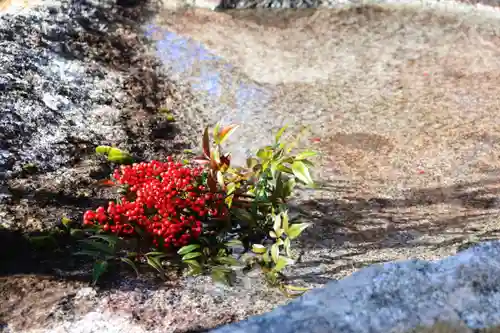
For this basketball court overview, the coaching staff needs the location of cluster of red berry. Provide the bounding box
[83,157,226,248]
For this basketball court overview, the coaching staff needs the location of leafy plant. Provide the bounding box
[176,124,316,295]
[26,216,85,250]
[22,163,38,174]
[249,211,310,282]
[95,146,134,164]
[74,231,143,285]
[158,107,176,122]
[79,123,317,296]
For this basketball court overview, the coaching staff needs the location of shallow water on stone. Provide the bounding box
[145,23,279,165]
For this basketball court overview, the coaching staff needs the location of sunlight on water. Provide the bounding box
[145,24,274,165]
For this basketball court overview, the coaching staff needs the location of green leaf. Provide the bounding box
[28,235,57,248]
[246,157,259,169]
[283,285,310,292]
[275,125,288,144]
[92,260,109,286]
[177,244,201,256]
[22,163,38,173]
[216,170,225,188]
[291,161,313,185]
[256,148,272,161]
[152,253,171,260]
[271,243,280,264]
[212,265,233,273]
[226,182,236,195]
[295,150,317,160]
[225,194,234,208]
[273,214,282,233]
[283,178,296,198]
[287,223,312,240]
[276,164,293,174]
[146,256,165,278]
[211,148,221,166]
[211,269,231,285]
[216,256,241,267]
[213,123,221,144]
[273,256,294,272]
[73,250,105,258]
[280,284,310,298]
[300,159,315,168]
[251,244,267,254]
[95,146,112,155]
[90,234,118,247]
[121,257,140,277]
[272,148,285,162]
[182,252,202,260]
[107,150,133,164]
[61,217,72,228]
[272,172,284,198]
[224,239,243,248]
[284,238,291,257]
[285,125,309,153]
[265,271,279,286]
[145,251,168,257]
[183,259,202,268]
[202,127,210,157]
[108,156,133,164]
[282,212,289,233]
[262,249,271,264]
[108,147,126,157]
[184,259,203,275]
[70,229,86,239]
[79,240,115,255]
[233,208,254,224]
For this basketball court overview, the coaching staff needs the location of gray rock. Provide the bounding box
[0,1,127,178]
[211,241,500,333]
[215,0,325,9]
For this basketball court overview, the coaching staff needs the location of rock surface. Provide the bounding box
[0,2,285,333]
[0,0,202,231]
[212,241,500,333]
[3,0,500,333]
[0,1,125,178]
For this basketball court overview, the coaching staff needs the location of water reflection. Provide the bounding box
[145,24,275,164]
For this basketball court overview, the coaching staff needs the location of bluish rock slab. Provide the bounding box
[212,241,500,333]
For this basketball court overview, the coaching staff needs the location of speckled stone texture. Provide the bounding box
[211,241,500,333]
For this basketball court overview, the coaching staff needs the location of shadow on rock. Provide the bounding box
[49,0,193,160]
[286,177,500,282]
[0,225,175,293]
[0,227,91,279]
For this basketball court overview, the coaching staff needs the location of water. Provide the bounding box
[145,24,276,166]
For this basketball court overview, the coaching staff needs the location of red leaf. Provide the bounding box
[221,154,231,168]
[98,179,115,187]
[202,127,210,158]
[207,173,217,192]
[218,124,239,144]
[193,158,210,165]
